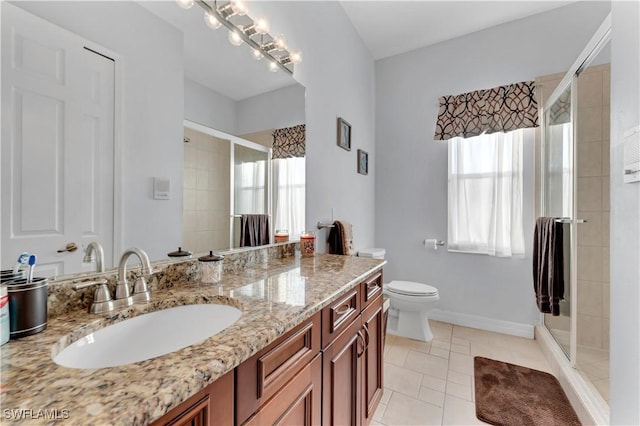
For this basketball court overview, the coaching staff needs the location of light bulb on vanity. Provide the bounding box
[228,28,244,46]
[175,0,194,9]
[204,11,222,30]
[252,48,264,61]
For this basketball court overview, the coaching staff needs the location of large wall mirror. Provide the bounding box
[1,1,305,279]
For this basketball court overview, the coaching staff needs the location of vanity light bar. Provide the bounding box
[193,0,296,75]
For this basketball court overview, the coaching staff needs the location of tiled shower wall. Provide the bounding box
[575,63,610,351]
[183,127,231,253]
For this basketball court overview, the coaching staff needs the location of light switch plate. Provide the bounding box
[153,177,171,200]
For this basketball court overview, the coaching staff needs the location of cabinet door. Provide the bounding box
[322,316,363,426]
[166,396,209,426]
[151,370,233,426]
[361,296,384,425]
[244,354,322,426]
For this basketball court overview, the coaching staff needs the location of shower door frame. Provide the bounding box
[182,119,273,249]
[541,77,577,363]
[540,13,612,368]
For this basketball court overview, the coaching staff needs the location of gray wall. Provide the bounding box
[14,1,184,262]
[184,79,305,136]
[236,84,306,135]
[610,1,640,424]
[374,2,611,327]
[184,78,236,135]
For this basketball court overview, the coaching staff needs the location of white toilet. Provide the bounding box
[357,248,440,343]
[384,281,439,342]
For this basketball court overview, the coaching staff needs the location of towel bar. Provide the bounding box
[317,222,335,229]
[554,218,588,224]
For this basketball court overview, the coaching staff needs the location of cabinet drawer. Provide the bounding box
[243,354,322,426]
[236,312,321,425]
[360,272,382,309]
[322,288,361,348]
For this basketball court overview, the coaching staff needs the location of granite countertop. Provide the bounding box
[0,253,385,425]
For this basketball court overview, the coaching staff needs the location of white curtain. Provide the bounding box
[235,160,266,214]
[272,157,305,238]
[448,129,525,257]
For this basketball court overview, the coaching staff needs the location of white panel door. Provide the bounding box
[1,3,114,277]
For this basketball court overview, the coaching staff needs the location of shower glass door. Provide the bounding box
[542,83,575,358]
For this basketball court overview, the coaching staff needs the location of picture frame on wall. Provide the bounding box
[337,117,351,151]
[357,149,368,175]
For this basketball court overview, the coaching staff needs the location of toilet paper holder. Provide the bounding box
[423,239,445,250]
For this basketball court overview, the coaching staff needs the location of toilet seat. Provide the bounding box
[387,281,438,297]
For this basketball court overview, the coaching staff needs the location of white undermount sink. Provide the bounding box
[53,304,242,369]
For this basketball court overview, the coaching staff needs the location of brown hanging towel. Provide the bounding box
[327,220,354,255]
[239,214,270,247]
[532,217,564,316]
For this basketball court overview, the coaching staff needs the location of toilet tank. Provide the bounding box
[357,248,385,260]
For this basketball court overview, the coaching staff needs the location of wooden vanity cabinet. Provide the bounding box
[153,270,384,426]
[150,370,233,426]
[322,271,384,426]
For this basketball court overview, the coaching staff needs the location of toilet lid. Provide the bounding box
[358,248,385,258]
[387,281,438,296]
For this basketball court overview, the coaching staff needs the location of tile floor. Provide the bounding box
[373,320,554,425]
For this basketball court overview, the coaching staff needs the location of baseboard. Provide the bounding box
[428,308,535,339]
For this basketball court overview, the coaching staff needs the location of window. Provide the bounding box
[272,157,305,238]
[235,159,267,214]
[448,129,526,257]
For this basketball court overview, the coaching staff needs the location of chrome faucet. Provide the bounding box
[73,278,114,314]
[83,241,105,273]
[116,248,152,307]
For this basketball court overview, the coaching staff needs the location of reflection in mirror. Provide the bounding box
[0,1,305,280]
[182,127,231,253]
[182,119,305,255]
[233,143,270,249]
[544,85,573,219]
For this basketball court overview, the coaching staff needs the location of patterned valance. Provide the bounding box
[548,89,571,125]
[273,124,305,159]
[434,80,539,140]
